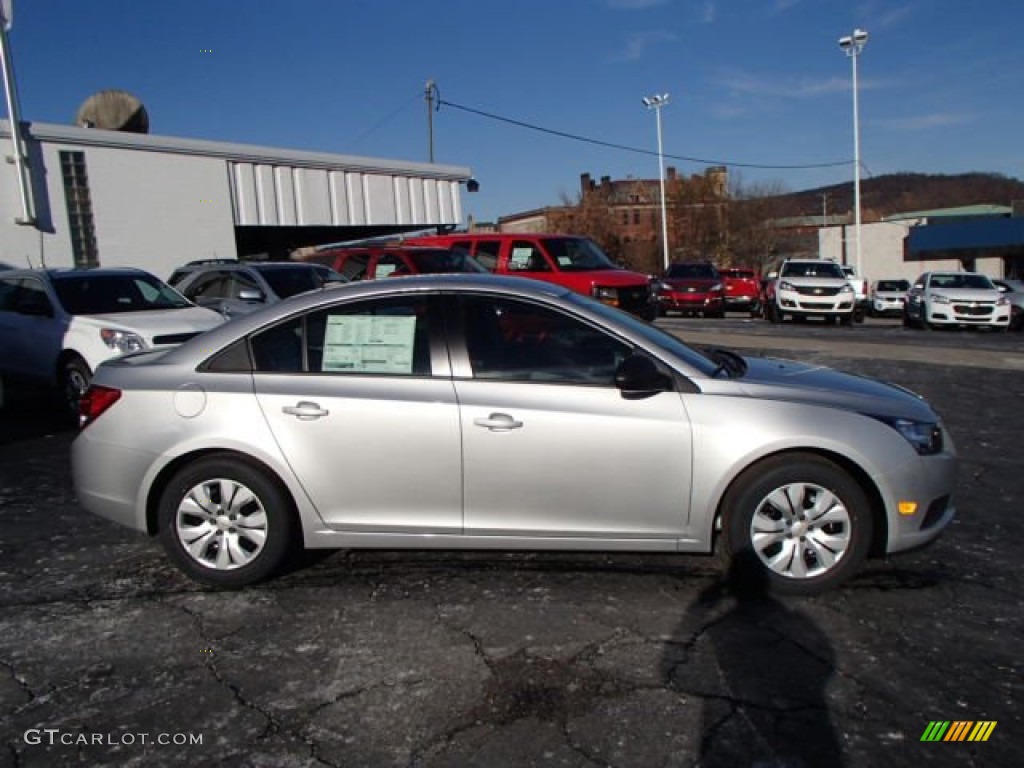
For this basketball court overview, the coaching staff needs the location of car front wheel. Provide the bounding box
[723,454,872,594]
[59,355,92,422]
[157,455,298,588]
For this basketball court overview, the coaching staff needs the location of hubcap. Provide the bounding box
[175,478,268,570]
[749,482,851,579]
[64,367,89,412]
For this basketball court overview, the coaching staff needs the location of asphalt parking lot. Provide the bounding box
[1,317,1021,768]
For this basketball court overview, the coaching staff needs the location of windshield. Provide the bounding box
[541,237,618,272]
[781,261,845,279]
[666,263,719,280]
[407,250,488,274]
[876,280,910,292]
[51,272,192,314]
[258,265,341,298]
[565,292,720,377]
[929,273,995,290]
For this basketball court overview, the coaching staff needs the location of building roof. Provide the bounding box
[883,204,1012,222]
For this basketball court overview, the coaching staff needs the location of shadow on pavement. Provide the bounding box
[0,378,74,446]
[665,552,842,767]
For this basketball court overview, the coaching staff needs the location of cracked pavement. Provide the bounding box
[0,320,1021,767]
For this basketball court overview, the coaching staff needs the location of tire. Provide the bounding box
[722,454,872,595]
[766,303,781,324]
[157,455,298,588]
[59,355,92,424]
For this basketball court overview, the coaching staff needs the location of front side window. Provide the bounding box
[258,265,328,298]
[250,296,432,376]
[541,238,617,272]
[461,296,630,385]
[508,242,551,272]
[473,241,500,272]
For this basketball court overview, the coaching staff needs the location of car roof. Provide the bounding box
[2,267,155,280]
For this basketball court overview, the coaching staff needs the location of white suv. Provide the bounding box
[904,271,1011,331]
[0,268,224,417]
[766,259,856,324]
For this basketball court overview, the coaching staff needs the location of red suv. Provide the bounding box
[656,262,725,318]
[719,267,761,315]
[405,233,657,320]
[306,245,485,281]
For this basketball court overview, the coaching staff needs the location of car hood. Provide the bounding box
[735,355,937,422]
[928,288,998,301]
[76,306,225,337]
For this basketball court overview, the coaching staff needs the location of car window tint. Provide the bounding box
[304,296,431,376]
[508,242,551,272]
[250,317,305,373]
[337,254,370,281]
[52,273,190,314]
[0,277,21,311]
[473,241,500,271]
[461,296,630,385]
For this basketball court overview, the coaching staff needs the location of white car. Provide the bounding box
[766,259,856,324]
[868,279,911,318]
[903,271,1011,331]
[0,268,225,416]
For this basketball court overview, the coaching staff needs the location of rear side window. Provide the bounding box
[472,241,500,272]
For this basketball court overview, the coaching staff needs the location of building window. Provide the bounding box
[59,151,99,268]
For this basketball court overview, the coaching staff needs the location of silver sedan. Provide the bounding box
[71,275,957,593]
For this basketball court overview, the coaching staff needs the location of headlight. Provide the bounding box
[839,283,854,294]
[996,296,1009,306]
[655,281,672,292]
[710,283,723,292]
[779,280,795,291]
[870,415,943,455]
[931,294,950,304]
[100,328,147,354]
[593,286,619,305]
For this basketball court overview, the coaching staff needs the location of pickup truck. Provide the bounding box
[841,266,869,321]
[719,267,761,315]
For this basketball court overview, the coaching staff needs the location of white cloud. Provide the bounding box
[614,30,678,61]
[716,72,853,98]
[606,0,670,9]
[874,113,972,130]
[878,4,914,28]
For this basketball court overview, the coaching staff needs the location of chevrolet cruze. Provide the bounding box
[72,275,957,593]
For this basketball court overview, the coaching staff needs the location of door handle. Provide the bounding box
[473,413,523,431]
[282,401,329,420]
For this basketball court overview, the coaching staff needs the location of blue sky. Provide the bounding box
[7,0,1024,223]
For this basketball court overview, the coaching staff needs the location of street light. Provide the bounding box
[838,28,868,277]
[642,93,670,272]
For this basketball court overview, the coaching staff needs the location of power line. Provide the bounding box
[347,91,422,149]
[437,98,851,171]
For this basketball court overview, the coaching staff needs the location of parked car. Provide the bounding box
[72,273,956,595]
[764,259,856,324]
[307,244,486,282]
[868,279,911,318]
[903,271,1011,331]
[719,266,761,315]
[655,262,725,317]
[0,268,224,416]
[167,259,243,287]
[172,261,345,319]
[403,233,658,320]
[840,265,869,319]
[992,279,1024,330]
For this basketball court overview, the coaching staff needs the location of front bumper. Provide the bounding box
[871,297,905,316]
[658,293,724,313]
[876,444,958,555]
[778,291,855,314]
[925,303,1010,326]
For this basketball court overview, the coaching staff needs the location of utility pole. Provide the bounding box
[425,79,438,163]
[0,2,37,226]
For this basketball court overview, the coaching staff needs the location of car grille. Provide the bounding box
[794,286,841,296]
[618,285,653,314]
[952,304,993,316]
[153,332,202,345]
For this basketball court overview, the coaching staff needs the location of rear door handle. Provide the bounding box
[473,413,523,431]
[282,401,329,420]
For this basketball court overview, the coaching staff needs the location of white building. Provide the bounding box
[0,120,473,279]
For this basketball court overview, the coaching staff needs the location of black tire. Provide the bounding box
[58,355,92,424]
[157,455,298,588]
[722,453,872,595]
[766,303,781,324]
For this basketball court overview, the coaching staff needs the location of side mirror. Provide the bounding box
[614,354,672,400]
[237,289,265,302]
[767,271,778,279]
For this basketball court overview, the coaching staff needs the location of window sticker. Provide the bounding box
[556,256,572,266]
[322,314,416,374]
[375,263,398,278]
[509,248,533,270]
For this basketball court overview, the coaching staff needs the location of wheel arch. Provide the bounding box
[145,448,300,536]
[713,447,888,558]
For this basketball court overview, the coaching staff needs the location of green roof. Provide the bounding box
[883,204,1012,222]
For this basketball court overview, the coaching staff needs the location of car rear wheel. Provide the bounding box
[723,454,872,594]
[157,456,298,588]
[766,303,781,323]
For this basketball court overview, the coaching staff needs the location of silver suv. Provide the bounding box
[767,259,856,324]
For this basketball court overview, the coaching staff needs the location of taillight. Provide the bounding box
[78,385,122,429]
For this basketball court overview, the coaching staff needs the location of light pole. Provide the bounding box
[642,93,670,272]
[838,28,868,277]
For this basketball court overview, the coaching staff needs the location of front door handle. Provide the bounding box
[473,413,523,431]
[282,401,329,420]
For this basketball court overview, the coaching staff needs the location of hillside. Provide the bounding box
[778,172,1024,220]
